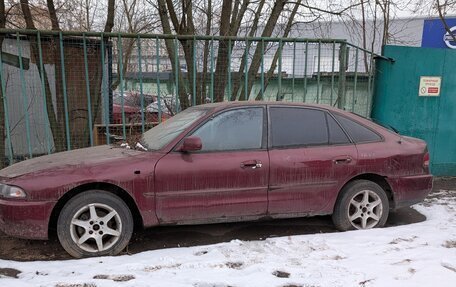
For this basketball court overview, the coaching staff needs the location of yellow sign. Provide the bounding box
[419,76,441,97]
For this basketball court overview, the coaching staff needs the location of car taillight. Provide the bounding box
[423,152,430,168]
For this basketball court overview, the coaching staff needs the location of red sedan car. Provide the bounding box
[0,102,432,258]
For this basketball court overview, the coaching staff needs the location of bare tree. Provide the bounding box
[46,0,60,30]
[252,0,301,100]
[155,0,190,109]
[213,0,249,102]
[105,0,115,32]
[235,0,288,101]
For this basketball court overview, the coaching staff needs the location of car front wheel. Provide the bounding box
[332,180,389,231]
[57,191,133,258]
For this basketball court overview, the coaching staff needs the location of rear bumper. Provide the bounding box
[0,198,55,240]
[387,174,433,209]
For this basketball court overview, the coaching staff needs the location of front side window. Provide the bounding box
[270,107,328,148]
[192,108,264,151]
[333,113,382,143]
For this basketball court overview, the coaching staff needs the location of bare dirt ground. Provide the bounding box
[0,177,454,262]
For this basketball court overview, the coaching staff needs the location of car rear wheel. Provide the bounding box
[57,191,133,258]
[332,180,389,231]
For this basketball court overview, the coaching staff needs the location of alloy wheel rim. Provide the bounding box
[347,189,383,229]
[69,203,122,253]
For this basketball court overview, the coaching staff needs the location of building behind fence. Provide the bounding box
[0,29,378,166]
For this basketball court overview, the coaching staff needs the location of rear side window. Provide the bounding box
[333,113,382,143]
[326,114,350,144]
[270,107,328,147]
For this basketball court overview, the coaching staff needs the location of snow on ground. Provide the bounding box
[1,191,456,287]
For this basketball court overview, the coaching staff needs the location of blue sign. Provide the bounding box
[422,18,456,49]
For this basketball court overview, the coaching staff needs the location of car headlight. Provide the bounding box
[0,184,26,199]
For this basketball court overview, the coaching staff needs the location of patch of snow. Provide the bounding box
[120,143,131,149]
[135,142,147,151]
[0,192,455,287]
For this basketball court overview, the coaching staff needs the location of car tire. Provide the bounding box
[57,191,133,258]
[332,180,389,231]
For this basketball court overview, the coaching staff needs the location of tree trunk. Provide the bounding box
[253,0,301,100]
[235,0,288,101]
[104,0,115,33]
[45,0,68,151]
[86,0,116,142]
[111,37,135,91]
[360,0,369,72]
[201,0,212,102]
[46,0,60,31]
[212,0,232,102]
[157,0,190,109]
[213,0,250,102]
[230,0,265,101]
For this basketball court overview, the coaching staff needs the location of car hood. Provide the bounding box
[0,145,151,179]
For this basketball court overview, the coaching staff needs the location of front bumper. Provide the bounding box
[387,174,433,209]
[0,198,56,240]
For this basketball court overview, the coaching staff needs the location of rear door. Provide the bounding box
[154,106,269,223]
[267,106,358,216]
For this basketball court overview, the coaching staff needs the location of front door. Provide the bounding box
[154,106,269,223]
[267,106,358,216]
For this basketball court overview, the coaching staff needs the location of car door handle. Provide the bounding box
[241,160,263,169]
[333,157,352,164]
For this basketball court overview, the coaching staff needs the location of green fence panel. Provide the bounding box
[372,45,456,176]
[0,29,378,166]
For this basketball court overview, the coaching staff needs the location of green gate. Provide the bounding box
[372,45,456,176]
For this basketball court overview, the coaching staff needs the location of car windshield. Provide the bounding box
[141,107,210,150]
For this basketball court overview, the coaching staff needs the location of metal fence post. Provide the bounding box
[17,33,33,158]
[338,42,348,109]
[100,34,110,145]
[137,35,145,133]
[59,32,71,150]
[37,32,52,154]
[83,33,94,146]
[0,42,13,164]
[156,37,162,123]
[116,34,127,140]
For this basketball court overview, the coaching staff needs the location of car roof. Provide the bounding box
[195,101,395,137]
[196,101,341,113]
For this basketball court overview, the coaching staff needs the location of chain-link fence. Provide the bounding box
[0,29,379,167]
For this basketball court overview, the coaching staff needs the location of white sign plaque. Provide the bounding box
[419,76,441,97]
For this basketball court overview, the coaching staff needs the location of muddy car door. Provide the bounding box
[154,106,269,223]
[267,106,358,216]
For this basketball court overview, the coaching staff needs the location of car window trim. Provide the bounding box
[171,105,268,153]
[325,112,354,145]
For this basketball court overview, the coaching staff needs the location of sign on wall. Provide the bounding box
[422,18,456,49]
[419,76,441,97]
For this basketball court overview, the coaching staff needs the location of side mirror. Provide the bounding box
[178,136,202,152]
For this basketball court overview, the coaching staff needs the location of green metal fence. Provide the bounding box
[0,29,380,167]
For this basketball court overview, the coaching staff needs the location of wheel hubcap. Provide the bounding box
[347,190,383,229]
[70,203,122,253]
